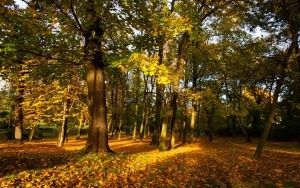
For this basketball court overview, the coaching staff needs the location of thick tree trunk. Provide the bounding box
[167,31,189,148]
[151,42,164,146]
[84,60,111,153]
[159,109,172,151]
[151,83,162,145]
[82,4,112,152]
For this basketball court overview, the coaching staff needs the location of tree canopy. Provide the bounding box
[0,0,299,158]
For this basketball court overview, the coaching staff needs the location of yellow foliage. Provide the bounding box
[129,52,172,85]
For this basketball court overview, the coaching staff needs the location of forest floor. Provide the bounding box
[0,134,299,188]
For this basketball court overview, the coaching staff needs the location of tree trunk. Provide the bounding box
[182,116,188,143]
[83,5,111,152]
[206,108,215,142]
[151,41,164,146]
[118,118,123,140]
[253,70,286,159]
[189,101,196,143]
[28,128,35,142]
[76,112,84,140]
[237,117,252,143]
[167,31,189,148]
[140,75,149,142]
[168,93,178,150]
[151,83,163,146]
[133,101,139,141]
[159,109,172,151]
[58,91,70,147]
[84,60,111,153]
[231,115,237,138]
[254,33,294,158]
[140,103,149,141]
[144,106,149,137]
[133,68,140,141]
[14,66,25,144]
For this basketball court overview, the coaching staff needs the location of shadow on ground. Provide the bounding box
[0,142,78,177]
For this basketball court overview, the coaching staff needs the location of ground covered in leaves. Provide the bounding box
[0,135,299,188]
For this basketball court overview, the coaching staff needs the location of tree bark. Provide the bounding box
[253,67,286,159]
[85,60,111,153]
[14,65,26,144]
[189,101,196,143]
[76,112,84,140]
[28,128,35,142]
[159,109,172,151]
[168,93,178,150]
[140,75,149,142]
[82,3,111,152]
[254,30,295,158]
[151,42,164,146]
[58,88,70,147]
[133,68,140,141]
[206,109,215,142]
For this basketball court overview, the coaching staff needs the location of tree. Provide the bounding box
[246,0,300,159]
[13,0,129,152]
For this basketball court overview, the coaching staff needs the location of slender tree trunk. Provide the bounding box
[254,32,295,158]
[118,118,123,140]
[182,116,188,143]
[167,32,189,148]
[76,112,84,140]
[139,119,144,142]
[231,115,237,138]
[58,89,70,147]
[189,101,196,143]
[144,106,149,138]
[133,101,139,141]
[140,75,149,142]
[14,65,26,144]
[28,128,35,142]
[118,80,126,140]
[140,104,148,141]
[237,117,251,143]
[254,70,286,159]
[168,93,178,150]
[206,108,216,142]
[133,69,140,141]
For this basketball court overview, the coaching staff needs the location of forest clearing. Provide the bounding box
[1,135,299,188]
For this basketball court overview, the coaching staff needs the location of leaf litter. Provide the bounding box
[0,136,299,187]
